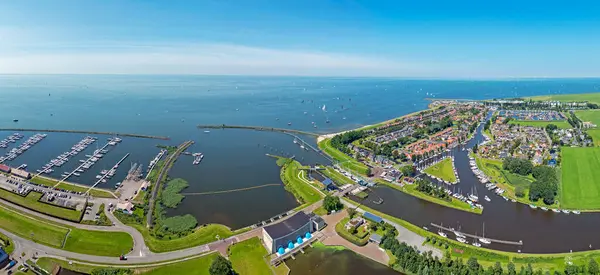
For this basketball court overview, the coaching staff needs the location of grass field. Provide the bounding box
[131,223,247,253]
[318,138,370,175]
[0,230,15,254]
[36,253,219,275]
[508,120,571,129]
[0,204,69,248]
[0,188,83,222]
[529,93,600,104]
[229,237,272,275]
[423,158,457,183]
[335,217,369,246]
[587,129,600,146]
[561,147,600,210]
[280,159,323,209]
[574,110,600,125]
[30,176,114,198]
[0,203,134,256]
[63,229,133,256]
[376,179,482,214]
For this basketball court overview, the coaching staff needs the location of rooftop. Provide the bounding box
[264,212,311,239]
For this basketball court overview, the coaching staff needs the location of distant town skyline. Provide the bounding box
[1,0,599,78]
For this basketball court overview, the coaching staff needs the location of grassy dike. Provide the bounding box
[0,203,133,256]
[29,175,115,198]
[277,157,323,209]
[0,187,83,222]
[376,179,482,214]
[317,138,370,175]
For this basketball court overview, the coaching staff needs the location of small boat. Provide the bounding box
[552,209,560,213]
[529,204,537,209]
[456,237,467,243]
[204,131,210,133]
[12,119,18,122]
[484,196,490,202]
[562,210,570,214]
[472,241,481,247]
[73,173,81,176]
[437,231,447,238]
[287,122,292,126]
[454,231,466,239]
[541,207,548,211]
[573,210,581,214]
[511,199,516,203]
[479,223,491,244]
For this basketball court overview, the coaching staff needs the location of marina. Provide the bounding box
[145,149,167,180]
[0,133,47,163]
[85,153,130,194]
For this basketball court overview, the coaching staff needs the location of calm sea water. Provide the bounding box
[1,75,600,230]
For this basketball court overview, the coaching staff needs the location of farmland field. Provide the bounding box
[561,147,600,210]
[529,93,600,104]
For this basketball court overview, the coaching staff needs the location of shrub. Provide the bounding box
[515,186,526,198]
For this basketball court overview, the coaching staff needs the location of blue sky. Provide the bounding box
[1,0,599,77]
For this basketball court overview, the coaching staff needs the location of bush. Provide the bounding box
[160,214,198,235]
[161,178,189,208]
[515,186,526,198]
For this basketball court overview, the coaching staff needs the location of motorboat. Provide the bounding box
[573,210,581,214]
[437,231,447,238]
[456,237,467,243]
[472,241,481,247]
[484,195,490,202]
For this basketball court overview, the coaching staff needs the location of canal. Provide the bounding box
[354,114,600,253]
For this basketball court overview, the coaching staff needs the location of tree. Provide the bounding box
[210,255,236,275]
[473,143,478,153]
[400,165,416,177]
[347,208,357,218]
[590,258,600,275]
[323,195,343,212]
[515,186,526,198]
[493,261,503,275]
[507,262,516,275]
[467,256,480,271]
[91,269,132,275]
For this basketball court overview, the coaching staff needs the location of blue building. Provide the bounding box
[322,178,337,191]
[363,212,383,223]
[0,247,9,268]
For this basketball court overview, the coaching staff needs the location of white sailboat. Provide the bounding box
[479,223,491,244]
[322,104,327,112]
[469,186,479,202]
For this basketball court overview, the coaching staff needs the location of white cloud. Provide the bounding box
[0,41,462,76]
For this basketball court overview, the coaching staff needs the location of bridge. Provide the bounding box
[197,124,320,137]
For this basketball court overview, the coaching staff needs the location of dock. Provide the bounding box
[0,128,170,140]
[430,223,523,246]
[85,153,130,195]
[197,124,319,137]
[145,149,167,180]
[45,140,114,187]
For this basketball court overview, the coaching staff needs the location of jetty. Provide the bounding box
[197,124,319,137]
[0,128,170,140]
[430,223,523,246]
[85,153,130,195]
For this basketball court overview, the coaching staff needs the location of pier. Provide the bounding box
[144,149,167,180]
[0,128,170,140]
[197,124,320,137]
[285,132,333,162]
[85,153,130,195]
[430,223,523,246]
[45,140,114,187]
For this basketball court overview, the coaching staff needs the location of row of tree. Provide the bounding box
[415,179,451,201]
[330,130,365,155]
[380,230,600,275]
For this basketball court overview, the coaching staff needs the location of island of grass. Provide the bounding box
[423,158,457,183]
[561,147,600,210]
[0,203,133,256]
[0,188,83,222]
[0,231,14,254]
[317,138,370,175]
[508,120,572,129]
[29,175,115,198]
[376,179,482,214]
[228,237,272,275]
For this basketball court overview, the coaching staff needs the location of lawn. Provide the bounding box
[63,229,133,256]
[587,129,600,146]
[508,120,571,129]
[376,179,482,214]
[228,237,272,275]
[561,147,600,210]
[0,231,14,254]
[280,159,323,209]
[529,92,600,104]
[141,253,218,275]
[0,204,68,248]
[423,158,457,183]
[335,217,369,246]
[0,188,83,222]
[36,253,219,275]
[30,175,114,198]
[318,138,370,175]
[131,223,245,253]
[575,110,600,125]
